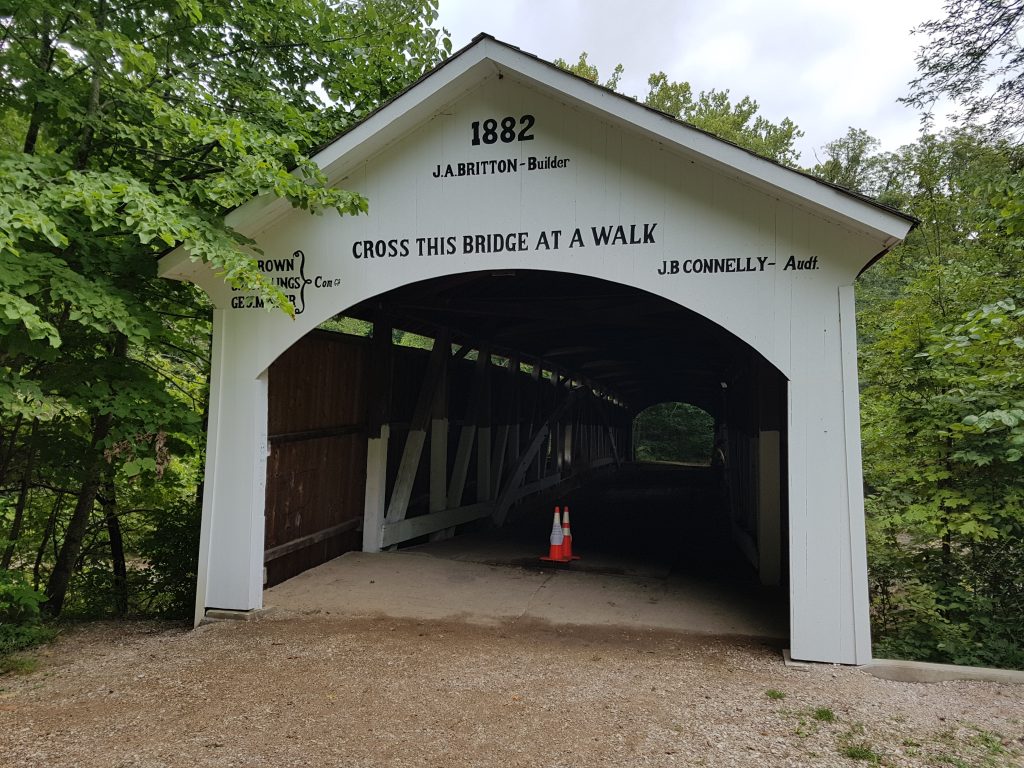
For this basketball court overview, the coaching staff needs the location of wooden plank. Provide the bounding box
[476,353,492,503]
[490,424,509,499]
[429,352,448,514]
[594,397,623,468]
[269,424,363,444]
[362,425,390,553]
[385,330,450,524]
[757,429,782,587]
[530,364,543,481]
[448,344,489,508]
[561,422,573,473]
[508,472,562,503]
[508,354,521,476]
[381,502,493,548]
[265,518,361,563]
[448,426,477,507]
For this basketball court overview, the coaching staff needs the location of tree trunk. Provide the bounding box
[43,330,125,616]
[42,411,113,616]
[1,422,37,569]
[74,0,107,170]
[101,474,128,617]
[33,492,62,591]
[0,413,25,490]
[22,24,54,155]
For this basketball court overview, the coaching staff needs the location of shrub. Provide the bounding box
[0,569,55,658]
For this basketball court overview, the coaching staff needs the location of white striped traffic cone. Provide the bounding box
[561,506,580,560]
[540,506,567,562]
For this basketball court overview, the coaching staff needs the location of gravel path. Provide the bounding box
[1,615,1021,767]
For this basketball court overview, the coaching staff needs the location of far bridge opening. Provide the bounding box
[260,270,788,639]
[633,402,715,465]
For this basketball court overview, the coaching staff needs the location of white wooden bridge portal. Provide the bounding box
[159,35,915,664]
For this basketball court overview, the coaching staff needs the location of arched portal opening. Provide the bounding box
[261,269,788,637]
[633,402,716,465]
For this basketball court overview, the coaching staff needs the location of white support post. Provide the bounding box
[788,288,872,665]
[362,425,390,553]
[194,309,268,622]
[839,284,873,663]
[362,315,393,553]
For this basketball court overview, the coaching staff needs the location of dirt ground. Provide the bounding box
[1,614,1022,768]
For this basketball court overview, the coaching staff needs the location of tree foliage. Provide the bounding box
[645,73,803,166]
[0,0,447,620]
[552,51,623,91]
[904,0,1024,137]
[633,403,714,465]
[850,126,1024,668]
[553,54,803,166]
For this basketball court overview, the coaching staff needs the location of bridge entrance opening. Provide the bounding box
[261,270,788,637]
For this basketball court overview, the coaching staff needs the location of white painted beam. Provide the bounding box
[362,425,390,553]
[381,503,493,548]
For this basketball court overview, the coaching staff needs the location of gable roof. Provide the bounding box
[225,33,915,251]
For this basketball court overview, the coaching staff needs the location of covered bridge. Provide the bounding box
[159,35,915,665]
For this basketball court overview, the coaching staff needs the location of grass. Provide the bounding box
[840,742,883,763]
[765,688,786,700]
[970,728,1007,756]
[838,724,882,764]
[0,654,38,675]
[779,704,839,738]
[0,622,57,677]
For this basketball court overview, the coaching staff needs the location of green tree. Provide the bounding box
[633,403,714,464]
[645,73,803,166]
[552,51,623,91]
[0,0,447,617]
[553,54,803,166]
[904,0,1024,137]
[855,127,1024,667]
[812,127,882,194]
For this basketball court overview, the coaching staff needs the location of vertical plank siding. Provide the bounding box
[264,331,369,586]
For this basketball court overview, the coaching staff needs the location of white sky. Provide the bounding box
[436,0,952,166]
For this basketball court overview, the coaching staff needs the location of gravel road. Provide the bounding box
[1,614,1021,767]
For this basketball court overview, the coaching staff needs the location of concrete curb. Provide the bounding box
[863,658,1024,685]
[200,607,274,625]
[784,650,1023,685]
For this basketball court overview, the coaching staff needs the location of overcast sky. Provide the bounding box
[435,0,951,166]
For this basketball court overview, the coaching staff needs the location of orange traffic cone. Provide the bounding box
[540,506,567,562]
[562,506,581,560]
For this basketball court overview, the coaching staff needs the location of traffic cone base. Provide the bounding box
[562,537,581,561]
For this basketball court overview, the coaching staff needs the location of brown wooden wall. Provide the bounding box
[264,331,369,586]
